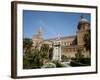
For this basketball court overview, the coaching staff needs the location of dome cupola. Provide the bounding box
[77,15,90,30]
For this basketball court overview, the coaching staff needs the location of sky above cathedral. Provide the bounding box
[23,10,91,39]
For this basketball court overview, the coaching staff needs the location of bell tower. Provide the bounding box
[77,15,90,45]
[37,27,43,39]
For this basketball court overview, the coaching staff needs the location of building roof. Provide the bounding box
[44,35,76,41]
[60,35,76,40]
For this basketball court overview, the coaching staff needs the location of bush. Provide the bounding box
[70,61,86,67]
[52,60,65,67]
[70,49,91,67]
[42,62,56,68]
[61,55,69,62]
[75,49,84,62]
[23,49,46,69]
[70,58,91,67]
[79,58,91,65]
[23,43,50,69]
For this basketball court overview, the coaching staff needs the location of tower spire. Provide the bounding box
[38,27,42,33]
[80,14,84,19]
[37,27,43,37]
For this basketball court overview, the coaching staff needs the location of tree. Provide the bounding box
[75,49,84,62]
[23,38,33,54]
[23,44,50,69]
[83,30,91,51]
[40,44,50,63]
[49,48,53,60]
[23,48,42,69]
[70,48,91,66]
[40,44,49,53]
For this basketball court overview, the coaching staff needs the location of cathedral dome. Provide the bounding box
[77,15,90,30]
[79,17,89,24]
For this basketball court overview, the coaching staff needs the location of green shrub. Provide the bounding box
[70,58,91,67]
[61,55,69,62]
[23,43,50,69]
[79,58,91,65]
[42,62,56,68]
[75,49,84,62]
[70,61,85,67]
[52,60,65,67]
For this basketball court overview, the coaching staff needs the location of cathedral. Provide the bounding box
[32,16,90,59]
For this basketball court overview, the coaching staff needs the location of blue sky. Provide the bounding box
[23,10,90,39]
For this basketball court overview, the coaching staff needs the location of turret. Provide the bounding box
[77,15,90,45]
